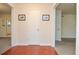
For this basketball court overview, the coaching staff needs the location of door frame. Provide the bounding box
[54,3,77,54]
[7,3,14,46]
[55,4,62,42]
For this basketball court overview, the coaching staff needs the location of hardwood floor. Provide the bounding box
[2,45,58,55]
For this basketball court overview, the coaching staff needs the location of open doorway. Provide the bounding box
[55,3,76,55]
[0,3,11,54]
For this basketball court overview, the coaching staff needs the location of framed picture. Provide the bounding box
[18,14,26,21]
[42,14,50,21]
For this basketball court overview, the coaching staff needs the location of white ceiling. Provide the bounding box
[0,3,11,13]
[57,3,76,14]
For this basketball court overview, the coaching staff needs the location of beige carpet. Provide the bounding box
[55,38,75,55]
[0,38,11,54]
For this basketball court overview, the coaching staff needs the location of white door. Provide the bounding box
[55,9,62,41]
[27,10,40,44]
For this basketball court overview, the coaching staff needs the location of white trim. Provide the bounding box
[50,3,60,47]
[7,4,14,47]
[53,3,60,47]
[8,4,15,8]
[76,3,79,55]
[53,3,60,8]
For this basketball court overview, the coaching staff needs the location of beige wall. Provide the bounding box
[11,4,55,46]
[61,14,76,38]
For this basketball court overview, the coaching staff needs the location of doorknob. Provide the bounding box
[37,28,39,31]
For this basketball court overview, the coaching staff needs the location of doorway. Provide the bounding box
[0,3,11,54]
[55,3,76,55]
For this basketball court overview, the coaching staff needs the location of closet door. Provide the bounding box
[27,10,40,44]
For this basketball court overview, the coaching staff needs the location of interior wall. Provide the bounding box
[11,4,55,46]
[61,14,76,38]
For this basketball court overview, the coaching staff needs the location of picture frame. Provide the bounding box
[18,14,26,21]
[42,14,50,21]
